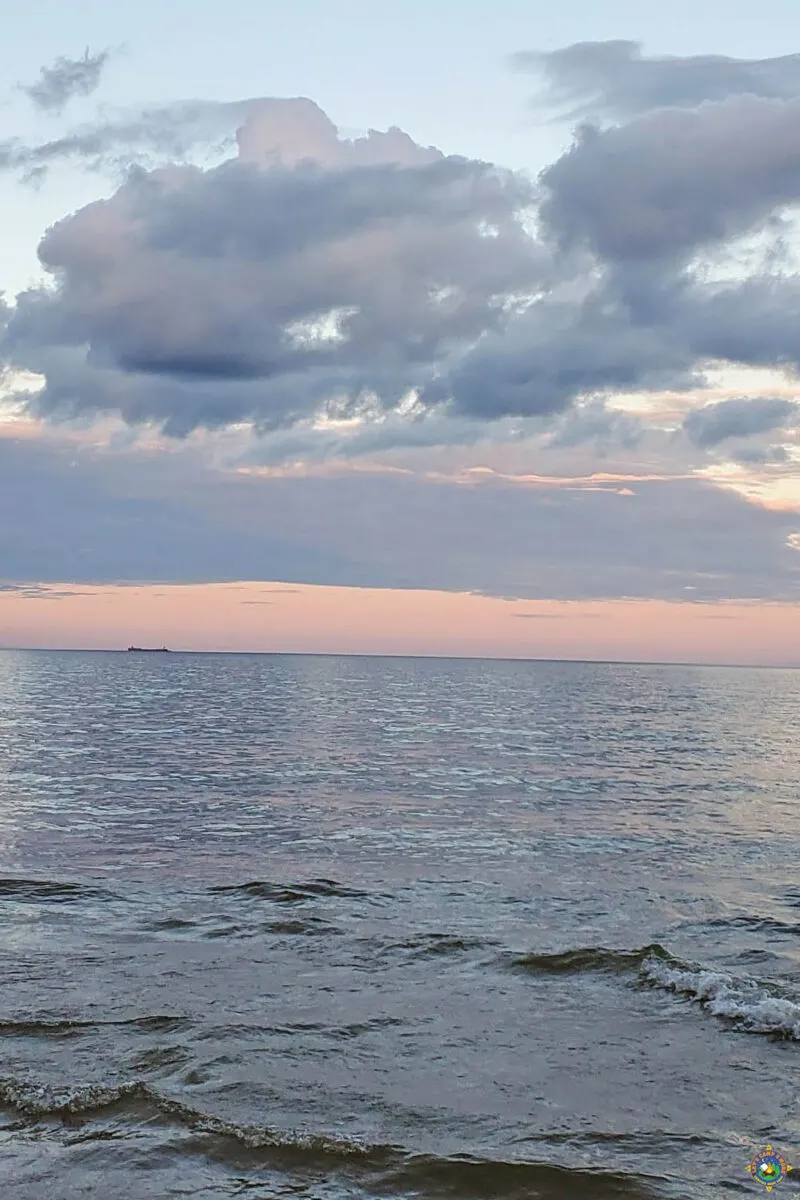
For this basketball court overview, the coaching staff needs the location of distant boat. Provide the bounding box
[127,646,171,653]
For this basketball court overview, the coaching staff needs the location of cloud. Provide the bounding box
[19,48,112,114]
[0,98,266,181]
[544,400,642,449]
[5,78,800,457]
[2,43,800,611]
[683,396,798,447]
[0,431,797,602]
[512,610,603,619]
[234,396,643,466]
[731,443,792,465]
[422,286,698,420]
[513,41,800,123]
[0,582,79,597]
[0,432,354,586]
[539,95,800,263]
[0,94,443,184]
[235,97,442,169]
[236,412,504,465]
[2,99,544,434]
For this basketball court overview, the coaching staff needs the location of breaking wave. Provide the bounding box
[640,957,800,1039]
[510,943,800,1039]
[0,1076,662,1198]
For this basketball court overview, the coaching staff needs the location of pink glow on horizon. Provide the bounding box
[0,582,799,666]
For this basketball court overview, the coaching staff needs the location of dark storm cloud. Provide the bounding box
[19,48,112,114]
[683,396,798,447]
[513,41,800,123]
[0,434,797,601]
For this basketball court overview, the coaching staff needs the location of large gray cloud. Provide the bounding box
[19,49,112,115]
[0,433,797,601]
[3,99,546,433]
[513,41,800,123]
[5,72,800,449]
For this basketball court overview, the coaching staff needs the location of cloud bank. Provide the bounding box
[0,432,796,601]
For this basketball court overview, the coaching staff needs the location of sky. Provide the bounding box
[2,0,800,662]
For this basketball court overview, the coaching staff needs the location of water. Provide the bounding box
[0,650,798,1198]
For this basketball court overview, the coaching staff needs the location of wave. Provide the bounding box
[703,915,800,936]
[510,943,800,1039]
[384,932,491,958]
[0,1015,190,1038]
[0,878,116,903]
[192,1015,406,1042]
[0,1076,662,1198]
[209,878,371,903]
[143,913,343,939]
[262,917,342,936]
[510,944,671,975]
[640,958,800,1039]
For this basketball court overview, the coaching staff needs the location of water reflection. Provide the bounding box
[0,653,799,1199]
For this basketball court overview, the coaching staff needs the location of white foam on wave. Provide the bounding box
[641,957,800,1039]
[0,1075,384,1158]
[0,1076,145,1117]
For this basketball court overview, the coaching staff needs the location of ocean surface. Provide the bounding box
[0,650,798,1199]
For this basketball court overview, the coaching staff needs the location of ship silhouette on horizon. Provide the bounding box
[127,645,171,653]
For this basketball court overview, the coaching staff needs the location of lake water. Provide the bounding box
[0,650,798,1198]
